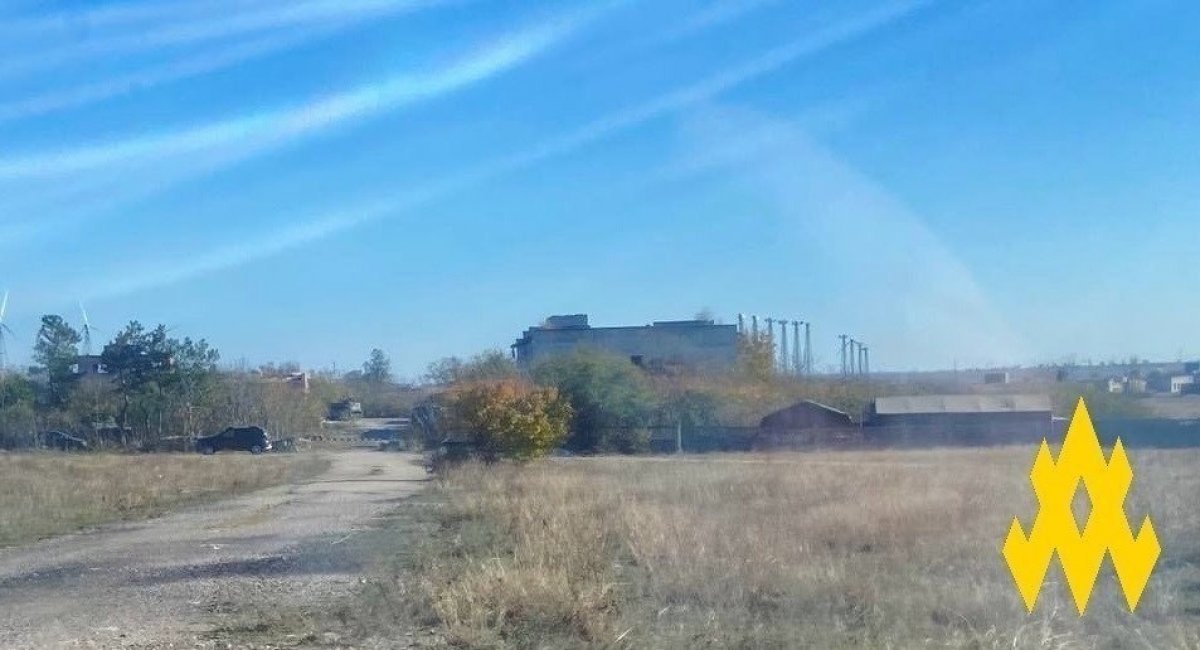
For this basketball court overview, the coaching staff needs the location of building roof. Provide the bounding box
[764,399,851,419]
[873,394,1051,415]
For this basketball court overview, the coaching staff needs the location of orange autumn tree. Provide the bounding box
[446,378,572,461]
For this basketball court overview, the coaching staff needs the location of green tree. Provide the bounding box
[0,374,37,448]
[165,337,221,436]
[425,349,517,385]
[658,388,721,429]
[33,314,82,407]
[362,348,392,384]
[446,378,571,461]
[0,373,34,407]
[100,322,173,437]
[532,350,657,453]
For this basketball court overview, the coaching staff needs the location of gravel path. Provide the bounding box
[0,451,428,649]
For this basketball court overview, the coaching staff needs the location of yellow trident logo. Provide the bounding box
[1002,398,1160,614]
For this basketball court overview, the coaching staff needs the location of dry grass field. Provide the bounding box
[0,452,330,547]
[387,449,1200,649]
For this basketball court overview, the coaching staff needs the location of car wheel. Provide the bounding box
[200,446,215,455]
[250,445,263,455]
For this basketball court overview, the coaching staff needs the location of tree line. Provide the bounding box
[0,313,406,449]
[424,336,1151,462]
[426,339,865,461]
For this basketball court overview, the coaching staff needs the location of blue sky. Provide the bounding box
[1,0,1198,377]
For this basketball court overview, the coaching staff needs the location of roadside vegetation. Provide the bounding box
[0,452,330,546]
[1,307,1148,457]
[0,307,419,450]
[345,449,1197,649]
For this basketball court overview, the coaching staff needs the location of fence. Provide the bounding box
[1092,418,1200,448]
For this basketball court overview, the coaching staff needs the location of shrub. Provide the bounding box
[533,350,657,453]
[446,379,571,461]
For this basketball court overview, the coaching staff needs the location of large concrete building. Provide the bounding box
[511,314,738,371]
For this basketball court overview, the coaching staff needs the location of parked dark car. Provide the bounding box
[196,426,272,455]
[42,430,89,451]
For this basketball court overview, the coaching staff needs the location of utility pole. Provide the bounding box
[792,321,801,375]
[765,318,775,367]
[779,320,788,374]
[804,322,812,374]
[863,346,870,376]
[839,334,849,376]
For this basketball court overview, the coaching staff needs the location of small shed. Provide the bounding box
[760,400,856,430]
[756,400,859,448]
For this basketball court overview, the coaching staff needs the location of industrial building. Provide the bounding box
[864,394,1053,446]
[511,314,738,371]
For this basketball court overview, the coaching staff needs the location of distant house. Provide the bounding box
[261,371,310,394]
[864,394,1053,446]
[1170,375,1195,395]
[983,371,1010,385]
[511,314,738,371]
[72,354,108,379]
[1107,376,1148,394]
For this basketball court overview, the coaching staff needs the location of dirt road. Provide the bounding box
[0,451,427,649]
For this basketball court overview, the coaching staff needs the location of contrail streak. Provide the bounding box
[0,11,592,179]
[84,0,930,299]
[0,0,276,42]
[0,26,345,122]
[0,0,448,80]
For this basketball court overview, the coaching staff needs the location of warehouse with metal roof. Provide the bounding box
[864,394,1053,446]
